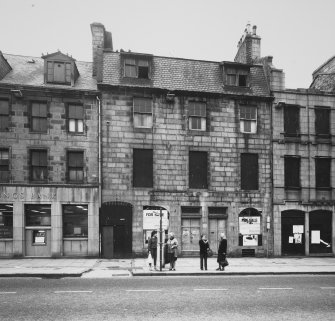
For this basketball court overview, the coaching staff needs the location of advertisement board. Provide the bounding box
[143,209,169,230]
[239,216,261,235]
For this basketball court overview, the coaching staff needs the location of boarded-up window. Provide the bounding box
[31,150,48,181]
[284,156,300,188]
[31,102,47,132]
[47,61,71,84]
[68,151,84,183]
[284,105,300,137]
[0,149,9,182]
[241,153,258,190]
[133,149,153,188]
[189,151,208,189]
[315,158,331,189]
[0,99,9,131]
[315,107,330,137]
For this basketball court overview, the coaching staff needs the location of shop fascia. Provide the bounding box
[0,191,56,201]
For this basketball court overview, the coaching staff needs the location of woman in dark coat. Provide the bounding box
[217,233,227,271]
[148,230,158,270]
[199,234,209,270]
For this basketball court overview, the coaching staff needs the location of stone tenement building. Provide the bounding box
[269,57,335,256]
[0,51,100,257]
[92,23,273,258]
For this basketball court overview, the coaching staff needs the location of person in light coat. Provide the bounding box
[166,232,178,271]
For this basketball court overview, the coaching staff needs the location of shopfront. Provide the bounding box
[0,186,99,257]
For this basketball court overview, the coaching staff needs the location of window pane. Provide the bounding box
[47,62,53,82]
[31,103,47,117]
[134,114,152,128]
[65,63,71,83]
[53,62,65,82]
[25,205,51,226]
[134,98,152,113]
[133,149,153,187]
[125,65,136,77]
[227,74,236,85]
[240,106,256,119]
[315,158,331,188]
[32,118,47,132]
[241,153,258,190]
[285,157,300,188]
[189,151,208,189]
[69,105,83,119]
[189,102,206,117]
[238,74,247,86]
[31,150,47,166]
[69,119,76,132]
[0,100,9,114]
[63,205,88,237]
[0,204,13,238]
[77,120,84,133]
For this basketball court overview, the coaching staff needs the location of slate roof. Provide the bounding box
[102,52,270,97]
[0,54,97,91]
[310,56,335,92]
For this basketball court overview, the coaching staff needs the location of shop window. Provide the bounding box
[67,151,84,183]
[124,58,150,79]
[30,149,48,182]
[25,205,51,226]
[31,102,47,132]
[315,107,330,138]
[284,156,300,189]
[47,61,71,84]
[0,99,9,131]
[238,208,262,246]
[133,149,153,188]
[0,204,13,238]
[315,157,331,189]
[240,105,257,133]
[63,205,88,238]
[189,151,208,189]
[188,102,206,131]
[133,98,152,128]
[241,153,258,190]
[284,105,300,137]
[68,104,84,133]
[0,149,9,182]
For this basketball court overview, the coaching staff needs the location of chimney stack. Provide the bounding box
[90,23,113,80]
[234,23,261,64]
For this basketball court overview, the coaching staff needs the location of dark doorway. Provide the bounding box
[100,202,133,258]
[309,210,332,254]
[281,210,305,256]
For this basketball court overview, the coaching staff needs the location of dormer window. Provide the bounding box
[47,61,71,84]
[223,63,250,87]
[122,53,152,79]
[42,51,79,86]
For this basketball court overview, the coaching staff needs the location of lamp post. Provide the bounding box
[159,207,163,271]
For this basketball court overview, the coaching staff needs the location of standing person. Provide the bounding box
[199,234,209,270]
[217,233,227,271]
[166,232,178,271]
[148,230,158,270]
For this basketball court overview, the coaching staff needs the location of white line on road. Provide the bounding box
[320,287,335,289]
[54,291,93,293]
[0,292,16,294]
[126,290,162,292]
[194,289,228,291]
[258,288,293,290]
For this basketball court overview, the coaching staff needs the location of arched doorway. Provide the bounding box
[309,210,332,254]
[281,210,305,256]
[100,202,133,258]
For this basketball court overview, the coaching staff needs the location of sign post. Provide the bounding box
[159,207,163,271]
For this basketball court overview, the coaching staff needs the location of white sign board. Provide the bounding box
[239,216,261,235]
[311,230,320,244]
[293,225,304,234]
[243,235,258,246]
[143,209,169,230]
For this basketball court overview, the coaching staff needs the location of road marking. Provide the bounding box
[0,292,16,294]
[54,291,93,293]
[126,290,162,292]
[259,287,293,290]
[194,289,228,291]
[320,287,335,289]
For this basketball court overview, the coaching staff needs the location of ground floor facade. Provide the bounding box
[0,185,99,257]
[273,203,335,256]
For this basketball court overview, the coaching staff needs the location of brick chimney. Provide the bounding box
[234,24,261,64]
[90,22,113,80]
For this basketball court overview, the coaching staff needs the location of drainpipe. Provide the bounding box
[96,96,102,257]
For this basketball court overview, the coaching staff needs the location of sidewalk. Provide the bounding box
[1,257,335,278]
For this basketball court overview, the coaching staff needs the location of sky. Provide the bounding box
[1,0,335,89]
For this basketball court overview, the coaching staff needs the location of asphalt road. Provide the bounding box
[0,275,334,321]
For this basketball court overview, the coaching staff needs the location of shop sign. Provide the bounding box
[143,209,169,230]
[0,192,56,201]
[239,216,261,235]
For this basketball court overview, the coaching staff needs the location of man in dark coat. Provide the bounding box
[199,234,209,270]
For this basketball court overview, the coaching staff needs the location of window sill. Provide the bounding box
[187,130,209,136]
[68,132,85,136]
[63,237,88,240]
[134,127,152,133]
[0,238,13,241]
[315,187,332,191]
[284,187,302,190]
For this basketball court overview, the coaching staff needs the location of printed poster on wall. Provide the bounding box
[239,216,261,235]
[243,235,258,246]
[293,225,304,234]
[311,230,321,244]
